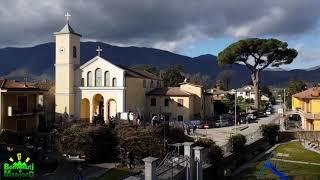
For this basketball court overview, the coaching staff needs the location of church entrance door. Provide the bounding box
[93,94,104,120]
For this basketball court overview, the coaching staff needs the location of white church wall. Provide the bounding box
[80,57,125,87]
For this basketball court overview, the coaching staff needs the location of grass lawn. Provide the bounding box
[275,141,320,163]
[238,142,320,179]
[95,167,136,180]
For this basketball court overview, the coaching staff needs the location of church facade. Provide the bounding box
[54,21,163,123]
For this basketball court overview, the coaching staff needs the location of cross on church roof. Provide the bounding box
[96,46,103,57]
[65,12,71,23]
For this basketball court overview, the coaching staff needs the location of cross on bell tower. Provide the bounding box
[96,46,103,57]
[65,12,71,23]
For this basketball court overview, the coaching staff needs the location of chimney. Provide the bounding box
[311,86,320,97]
[216,84,221,90]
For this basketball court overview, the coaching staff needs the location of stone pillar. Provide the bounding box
[143,157,158,180]
[89,103,93,123]
[193,146,204,180]
[104,101,109,124]
[183,142,194,180]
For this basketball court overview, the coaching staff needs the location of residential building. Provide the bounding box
[205,88,228,101]
[146,82,208,121]
[230,85,269,102]
[234,85,255,100]
[0,80,45,131]
[292,87,320,131]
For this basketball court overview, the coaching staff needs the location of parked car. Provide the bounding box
[246,114,257,122]
[204,121,215,128]
[289,114,301,121]
[240,116,247,124]
[190,120,205,129]
[214,119,230,127]
[257,111,267,118]
[266,108,273,115]
[183,121,192,128]
[266,110,272,115]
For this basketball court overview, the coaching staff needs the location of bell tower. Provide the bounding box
[54,13,81,120]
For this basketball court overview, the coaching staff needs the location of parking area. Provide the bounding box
[197,105,281,146]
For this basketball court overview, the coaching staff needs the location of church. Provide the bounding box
[54,15,216,124]
[54,16,163,123]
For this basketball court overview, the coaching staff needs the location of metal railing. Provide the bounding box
[9,106,44,117]
[156,150,189,178]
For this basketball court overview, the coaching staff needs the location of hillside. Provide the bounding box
[0,42,319,87]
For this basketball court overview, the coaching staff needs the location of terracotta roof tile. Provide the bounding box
[116,65,162,80]
[0,79,45,91]
[146,87,193,96]
[293,87,320,99]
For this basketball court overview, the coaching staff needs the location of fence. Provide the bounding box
[155,150,189,180]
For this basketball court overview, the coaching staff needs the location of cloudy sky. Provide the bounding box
[1,0,320,69]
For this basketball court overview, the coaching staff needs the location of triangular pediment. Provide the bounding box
[80,56,124,71]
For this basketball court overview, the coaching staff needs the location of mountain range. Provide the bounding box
[0,42,319,88]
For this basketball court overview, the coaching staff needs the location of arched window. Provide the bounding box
[104,71,110,86]
[73,46,77,58]
[95,68,102,86]
[112,78,117,87]
[143,80,146,88]
[81,78,84,86]
[87,71,93,87]
[150,80,153,88]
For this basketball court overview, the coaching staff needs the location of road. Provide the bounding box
[198,105,281,146]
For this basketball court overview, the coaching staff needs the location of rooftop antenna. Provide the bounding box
[24,71,28,87]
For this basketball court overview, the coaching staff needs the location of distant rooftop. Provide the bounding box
[146,87,193,96]
[116,64,162,80]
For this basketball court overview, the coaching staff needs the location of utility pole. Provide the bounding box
[234,92,237,134]
[283,89,286,113]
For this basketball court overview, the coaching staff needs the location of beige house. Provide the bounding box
[0,80,45,131]
[146,82,211,121]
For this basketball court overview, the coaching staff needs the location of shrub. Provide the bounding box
[194,138,223,164]
[229,134,246,154]
[56,124,119,163]
[116,123,191,162]
[194,138,224,178]
[194,138,215,148]
[207,143,223,164]
[261,124,280,145]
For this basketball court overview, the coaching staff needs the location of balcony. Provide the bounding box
[8,106,44,117]
[297,110,320,120]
